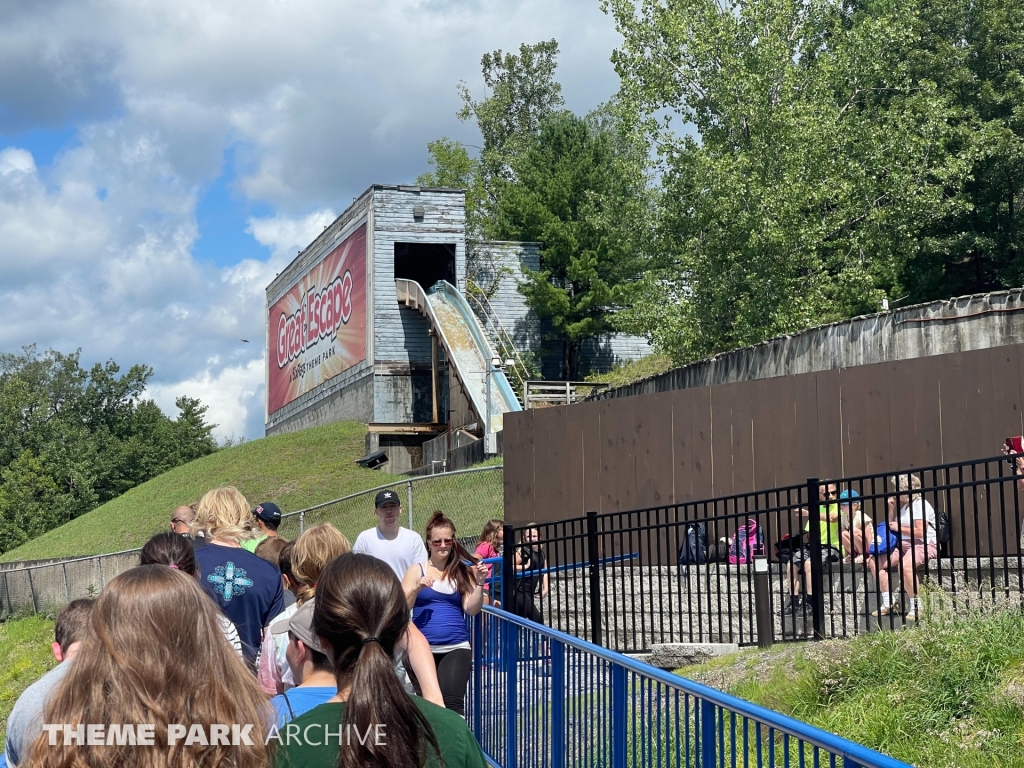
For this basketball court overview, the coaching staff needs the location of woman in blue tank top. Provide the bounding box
[402,511,488,716]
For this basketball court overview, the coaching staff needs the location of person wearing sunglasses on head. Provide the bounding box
[401,511,488,718]
[170,503,206,549]
[783,481,844,617]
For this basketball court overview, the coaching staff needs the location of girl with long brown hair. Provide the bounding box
[402,511,488,717]
[274,553,486,768]
[22,565,272,768]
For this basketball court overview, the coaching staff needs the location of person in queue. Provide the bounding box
[269,601,337,726]
[4,599,94,767]
[274,553,486,768]
[22,566,270,768]
[243,501,283,553]
[259,523,351,694]
[171,503,205,549]
[475,518,503,606]
[353,489,427,578]
[140,531,243,655]
[402,511,488,716]
[191,486,285,666]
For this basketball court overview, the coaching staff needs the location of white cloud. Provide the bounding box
[148,358,266,443]
[0,0,622,439]
[247,209,337,261]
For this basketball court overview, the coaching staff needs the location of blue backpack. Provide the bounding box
[867,522,899,555]
[678,523,707,566]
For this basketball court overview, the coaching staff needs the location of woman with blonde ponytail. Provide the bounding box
[274,553,486,768]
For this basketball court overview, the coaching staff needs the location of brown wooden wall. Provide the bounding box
[503,344,1024,524]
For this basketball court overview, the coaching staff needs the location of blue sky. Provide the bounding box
[0,0,622,440]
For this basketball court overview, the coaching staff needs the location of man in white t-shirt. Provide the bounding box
[353,489,427,579]
[353,489,429,694]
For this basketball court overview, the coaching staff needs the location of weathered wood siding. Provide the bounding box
[371,187,466,367]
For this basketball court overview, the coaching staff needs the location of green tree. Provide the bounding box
[495,111,648,379]
[418,40,566,241]
[0,347,218,555]
[606,0,969,362]
[900,0,1024,301]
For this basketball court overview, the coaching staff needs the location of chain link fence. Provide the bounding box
[0,549,141,619]
[0,465,504,620]
[278,465,504,544]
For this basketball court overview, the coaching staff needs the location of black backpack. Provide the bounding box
[936,510,952,546]
[678,523,708,566]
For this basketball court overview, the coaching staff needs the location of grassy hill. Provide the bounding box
[0,421,385,563]
[0,614,57,748]
[677,597,1024,768]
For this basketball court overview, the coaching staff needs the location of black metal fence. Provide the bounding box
[501,453,1024,653]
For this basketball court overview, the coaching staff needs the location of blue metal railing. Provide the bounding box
[469,606,911,768]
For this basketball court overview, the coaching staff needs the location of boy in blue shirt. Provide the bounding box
[269,601,337,726]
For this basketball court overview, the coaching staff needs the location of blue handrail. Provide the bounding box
[473,552,637,578]
[470,606,911,768]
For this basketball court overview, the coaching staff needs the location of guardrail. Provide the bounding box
[469,605,911,768]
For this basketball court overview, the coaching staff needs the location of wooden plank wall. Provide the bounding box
[504,345,1024,524]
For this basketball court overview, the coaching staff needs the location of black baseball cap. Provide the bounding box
[253,502,282,524]
[374,489,400,507]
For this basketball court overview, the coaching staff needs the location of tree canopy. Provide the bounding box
[605,0,1024,361]
[421,0,1024,372]
[0,347,217,555]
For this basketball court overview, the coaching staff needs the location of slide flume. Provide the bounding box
[396,279,522,433]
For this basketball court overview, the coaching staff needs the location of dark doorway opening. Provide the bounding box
[394,242,456,290]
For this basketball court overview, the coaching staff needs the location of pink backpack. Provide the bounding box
[728,518,765,564]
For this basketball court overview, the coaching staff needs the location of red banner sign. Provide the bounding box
[267,223,367,414]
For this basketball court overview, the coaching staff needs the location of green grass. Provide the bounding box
[0,421,385,562]
[585,353,674,388]
[675,596,1024,767]
[0,615,57,748]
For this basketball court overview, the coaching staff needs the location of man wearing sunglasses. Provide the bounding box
[784,482,844,617]
[170,504,206,549]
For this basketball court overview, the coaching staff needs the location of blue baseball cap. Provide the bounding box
[839,489,859,501]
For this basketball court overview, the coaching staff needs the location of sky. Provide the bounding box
[0,0,623,442]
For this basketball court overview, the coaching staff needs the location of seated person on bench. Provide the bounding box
[866,473,937,622]
[784,481,843,616]
[838,489,873,563]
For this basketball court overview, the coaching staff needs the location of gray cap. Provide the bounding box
[270,601,325,654]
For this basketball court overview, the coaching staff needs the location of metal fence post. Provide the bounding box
[299,510,305,534]
[611,664,627,768]
[27,568,38,614]
[502,524,515,610]
[551,639,565,768]
[407,480,414,530]
[472,612,483,739]
[504,620,518,768]
[700,698,716,768]
[754,555,774,648]
[806,477,826,640]
[2,571,11,618]
[586,511,603,647]
[61,563,70,602]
